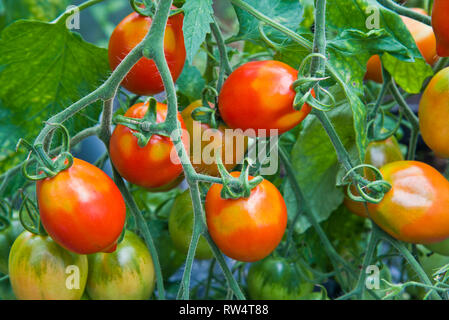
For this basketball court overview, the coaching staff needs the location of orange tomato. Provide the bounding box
[218,60,312,136]
[109,101,189,190]
[432,0,449,57]
[205,172,287,262]
[367,161,449,244]
[419,66,449,158]
[365,8,437,83]
[108,10,186,95]
[181,100,248,176]
[36,158,126,254]
[344,136,404,218]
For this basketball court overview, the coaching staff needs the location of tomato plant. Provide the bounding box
[110,101,189,191]
[205,172,287,262]
[9,231,88,300]
[169,189,213,260]
[3,0,449,303]
[86,230,155,300]
[37,157,126,254]
[108,9,186,95]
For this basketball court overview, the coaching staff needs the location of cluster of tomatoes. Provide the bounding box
[345,3,449,256]
[5,2,449,301]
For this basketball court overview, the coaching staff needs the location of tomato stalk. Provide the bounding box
[377,0,432,26]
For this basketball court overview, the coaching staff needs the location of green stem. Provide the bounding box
[210,16,232,91]
[54,0,107,24]
[279,146,356,280]
[389,81,419,160]
[377,0,431,26]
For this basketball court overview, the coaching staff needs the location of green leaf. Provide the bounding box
[0,20,110,170]
[0,0,70,31]
[176,64,206,104]
[233,0,304,44]
[287,100,358,234]
[182,0,214,63]
[325,0,432,93]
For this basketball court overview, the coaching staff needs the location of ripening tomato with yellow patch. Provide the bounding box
[419,66,449,158]
[344,136,404,218]
[181,100,248,176]
[365,8,437,83]
[109,101,189,191]
[108,9,186,95]
[367,161,449,244]
[36,158,126,254]
[218,60,312,136]
[205,172,287,262]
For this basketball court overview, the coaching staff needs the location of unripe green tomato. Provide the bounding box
[169,190,213,260]
[247,257,314,300]
[156,232,186,279]
[9,231,88,300]
[424,238,449,256]
[0,211,24,274]
[0,277,16,300]
[86,230,155,300]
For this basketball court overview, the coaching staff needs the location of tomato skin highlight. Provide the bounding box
[108,10,186,95]
[365,8,437,83]
[419,67,449,158]
[367,161,449,244]
[181,100,248,176]
[109,101,189,190]
[247,257,314,300]
[344,137,404,218]
[432,0,449,57]
[169,189,213,260]
[9,231,88,300]
[36,158,126,255]
[86,231,155,300]
[205,173,287,262]
[218,60,312,136]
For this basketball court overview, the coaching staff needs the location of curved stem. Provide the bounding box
[376,0,431,26]
[54,0,107,24]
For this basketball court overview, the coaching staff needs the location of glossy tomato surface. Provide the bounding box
[218,60,312,136]
[344,137,404,218]
[36,158,126,254]
[86,230,155,300]
[432,0,449,57]
[110,101,188,190]
[169,189,213,260]
[9,231,88,300]
[182,100,248,176]
[108,10,186,95]
[205,172,287,262]
[367,161,449,243]
[247,257,314,300]
[365,8,437,83]
[419,66,449,158]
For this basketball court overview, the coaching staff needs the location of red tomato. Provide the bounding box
[109,101,189,190]
[36,158,126,254]
[367,161,449,244]
[432,0,449,57]
[218,60,312,136]
[205,172,287,262]
[108,9,186,95]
